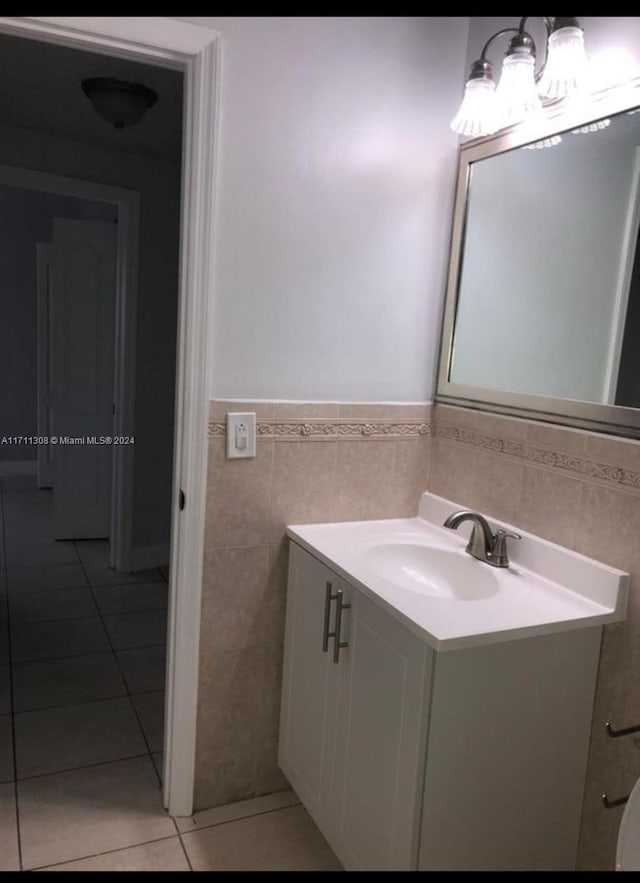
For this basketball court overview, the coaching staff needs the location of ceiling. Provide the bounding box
[0,32,183,163]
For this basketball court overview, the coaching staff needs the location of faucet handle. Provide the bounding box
[490,529,521,568]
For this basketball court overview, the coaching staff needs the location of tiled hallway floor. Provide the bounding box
[0,462,341,871]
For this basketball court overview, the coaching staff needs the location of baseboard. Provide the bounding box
[128,542,170,572]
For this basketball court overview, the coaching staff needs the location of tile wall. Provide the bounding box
[429,403,640,871]
[197,397,638,870]
[194,401,432,811]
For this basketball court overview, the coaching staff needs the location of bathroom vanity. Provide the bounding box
[278,492,628,871]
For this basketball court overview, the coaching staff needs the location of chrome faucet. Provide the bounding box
[443,510,521,568]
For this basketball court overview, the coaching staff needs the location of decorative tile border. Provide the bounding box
[435,423,640,493]
[208,419,432,441]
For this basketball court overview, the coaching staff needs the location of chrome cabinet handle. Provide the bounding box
[332,588,351,664]
[322,581,337,652]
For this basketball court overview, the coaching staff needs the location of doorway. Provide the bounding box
[0,16,220,819]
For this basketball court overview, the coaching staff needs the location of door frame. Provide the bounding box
[0,15,221,818]
[0,164,139,570]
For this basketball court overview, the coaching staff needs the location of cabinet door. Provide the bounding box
[278,543,341,837]
[329,585,432,871]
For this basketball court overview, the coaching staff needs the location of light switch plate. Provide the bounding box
[226,412,256,458]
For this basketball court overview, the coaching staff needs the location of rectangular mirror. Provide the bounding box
[437,80,640,437]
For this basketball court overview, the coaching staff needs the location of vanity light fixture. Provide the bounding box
[450,17,588,138]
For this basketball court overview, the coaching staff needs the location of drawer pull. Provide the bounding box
[332,588,351,664]
[322,582,337,652]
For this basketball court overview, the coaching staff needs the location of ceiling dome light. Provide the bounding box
[450,60,499,137]
[538,18,588,100]
[81,77,158,129]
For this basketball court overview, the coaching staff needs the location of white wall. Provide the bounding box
[176,16,470,401]
[0,128,182,550]
[0,185,113,460]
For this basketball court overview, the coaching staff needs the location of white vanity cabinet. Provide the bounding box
[279,539,606,872]
[278,542,432,871]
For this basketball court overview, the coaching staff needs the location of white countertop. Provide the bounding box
[286,492,628,652]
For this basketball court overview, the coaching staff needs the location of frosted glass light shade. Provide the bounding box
[538,26,588,100]
[496,49,543,128]
[450,76,499,137]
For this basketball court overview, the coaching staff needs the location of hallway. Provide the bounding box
[0,461,340,871]
[0,460,169,869]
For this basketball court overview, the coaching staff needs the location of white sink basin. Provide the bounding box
[287,492,628,652]
[366,542,498,600]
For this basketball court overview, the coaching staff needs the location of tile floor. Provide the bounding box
[0,462,341,871]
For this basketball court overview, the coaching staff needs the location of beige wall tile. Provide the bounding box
[204,441,274,549]
[579,627,640,871]
[201,547,270,653]
[209,401,276,421]
[466,409,529,442]
[195,647,265,811]
[268,441,338,542]
[195,638,288,811]
[428,439,476,508]
[585,432,640,471]
[272,402,340,419]
[254,640,289,797]
[333,440,397,521]
[253,735,290,796]
[261,541,289,651]
[435,404,529,444]
[386,438,430,518]
[527,421,588,455]
[593,622,640,740]
[434,404,479,430]
[624,574,640,625]
[464,449,525,525]
[578,766,635,871]
[518,465,584,550]
[575,483,640,575]
[338,403,432,420]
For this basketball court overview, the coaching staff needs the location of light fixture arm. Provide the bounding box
[479,27,520,62]
[467,27,527,83]
[472,26,537,79]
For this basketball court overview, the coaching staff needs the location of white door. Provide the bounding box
[36,242,54,488]
[50,218,117,539]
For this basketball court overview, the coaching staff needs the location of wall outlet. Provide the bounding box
[226,412,256,459]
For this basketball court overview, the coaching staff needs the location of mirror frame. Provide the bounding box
[436,76,640,438]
